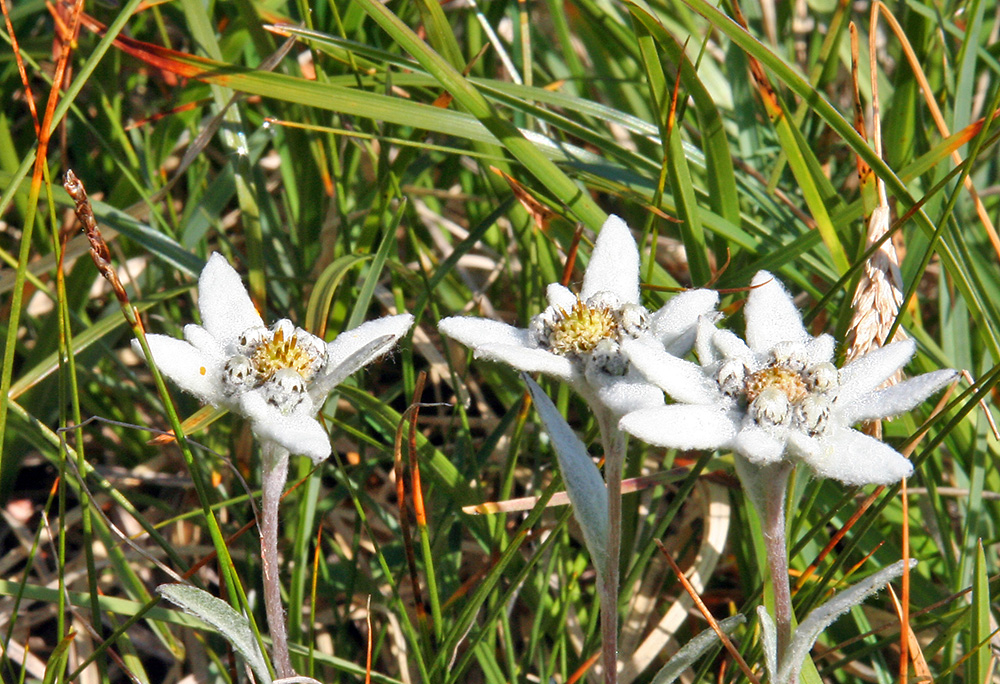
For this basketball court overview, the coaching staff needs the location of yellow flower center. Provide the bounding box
[251,328,322,382]
[745,366,808,404]
[548,300,620,356]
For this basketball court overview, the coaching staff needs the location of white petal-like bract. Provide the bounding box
[792,427,913,486]
[622,337,718,405]
[473,343,576,381]
[323,314,414,382]
[619,269,953,488]
[137,335,226,406]
[744,271,809,352]
[619,405,737,450]
[580,215,640,305]
[650,289,720,355]
[837,339,916,406]
[196,253,264,350]
[136,253,411,463]
[239,393,332,464]
[546,283,577,312]
[438,317,532,350]
[438,215,709,420]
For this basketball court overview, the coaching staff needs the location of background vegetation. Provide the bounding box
[1,0,998,682]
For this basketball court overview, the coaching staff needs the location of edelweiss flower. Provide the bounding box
[439,215,718,417]
[620,271,956,486]
[136,253,413,463]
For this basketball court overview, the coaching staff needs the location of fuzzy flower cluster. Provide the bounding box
[442,216,955,487]
[440,215,718,419]
[136,253,413,463]
[620,272,957,485]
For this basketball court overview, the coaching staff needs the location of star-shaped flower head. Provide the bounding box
[135,253,413,463]
[620,271,956,486]
[439,215,718,418]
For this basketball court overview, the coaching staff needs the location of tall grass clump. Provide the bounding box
[1,0,998,683]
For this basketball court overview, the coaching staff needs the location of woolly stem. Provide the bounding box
[596,408,626,684]
[734,458,794,678]
[761,464,793,664]
[261,440,294,679]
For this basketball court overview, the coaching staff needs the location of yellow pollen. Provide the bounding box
[745,366,808,404]
[200,366,207,375]
[252,332,318,382]
[548,300,619,356]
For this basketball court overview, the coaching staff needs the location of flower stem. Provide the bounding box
[597,410,626,684]
[761,463,793,664]
[261,440,294,679]
[734,458,794,681]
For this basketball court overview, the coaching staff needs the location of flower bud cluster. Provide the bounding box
[528,292,650,378]
[222,320,328,414]
[717,347,841,438]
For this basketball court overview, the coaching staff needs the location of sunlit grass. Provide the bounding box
[1,0,998,682]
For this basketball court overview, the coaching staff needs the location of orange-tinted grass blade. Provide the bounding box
[899,478,910,684]
[125,100,206,131]
[309,523,323,673]
[77,12,221,79]
[849,23,876,211]
[441,546,504,610]
[795,486,883,591]
[656,540,760,684]
[568,652,602,684]
[665,40,684,139]
[462,467,692,515]
[642,206,683,223]
[887,585,932,683]
[393,398,426,623]
[4,0,40,135]
[432,43,490,108]
[490,166,555,232]
[364,595,373,684]
[873,0,1000,262]
[843,542,885,581]
[409,373,429,529]
[147,405,225,445]
[562,222,584,288]
[962,370,1000,440]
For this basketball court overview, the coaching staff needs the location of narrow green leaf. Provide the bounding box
[157,584,273,684]
[42,631,75,684]
[304,255,370,334]
[968,540,991,684]
[523,375,609,575]
[625,1,741,228]
[651,615,746,684]
[353,0,607,229]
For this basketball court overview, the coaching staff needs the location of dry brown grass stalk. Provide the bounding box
[844,8,906,389]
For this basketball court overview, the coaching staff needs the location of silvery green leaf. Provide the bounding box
[777,560,915,684]
[650,614,746,684]
[157,583,272,684]
[756,605,778,681]
[523,374,609,575]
